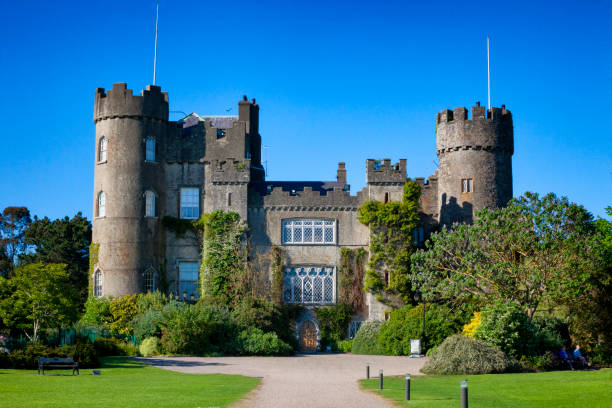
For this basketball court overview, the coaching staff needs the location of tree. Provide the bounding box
[412,192,603,319]
[20,213,92,303]
[0,263,78,342]
[358,180,421,304]
[0,207,31,276]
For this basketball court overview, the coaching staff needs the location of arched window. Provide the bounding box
[145,190,156,217]
[143,267,156,293]
[94,270,103,297]
[97,191,106,217]
[145,137,156,161]
[99,137,107,162]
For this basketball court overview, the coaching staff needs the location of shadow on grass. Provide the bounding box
[101,356,147,369]
[138,357,228,367]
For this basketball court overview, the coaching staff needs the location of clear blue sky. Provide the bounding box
[1,0,610,220]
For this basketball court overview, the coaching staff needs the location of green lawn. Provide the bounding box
[361,369,612,408]
[0,357,260,408]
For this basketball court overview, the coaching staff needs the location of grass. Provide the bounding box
[360,369,612,408]
[0,357,260,408]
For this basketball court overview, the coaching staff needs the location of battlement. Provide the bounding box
[366,159,406,185]
[250,185,366,211]
[94,83,169,123]
[210,158,251,184]
[436,102,512,125]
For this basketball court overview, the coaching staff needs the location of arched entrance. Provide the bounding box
[299,320,318,352]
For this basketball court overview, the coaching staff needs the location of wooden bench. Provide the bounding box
[38,358,79,375]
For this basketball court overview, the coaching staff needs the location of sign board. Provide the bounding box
[410,339,421,356]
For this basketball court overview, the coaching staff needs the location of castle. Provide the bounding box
[92,83,513,351]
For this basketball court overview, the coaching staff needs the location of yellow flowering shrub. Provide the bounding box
[462,312,481,338]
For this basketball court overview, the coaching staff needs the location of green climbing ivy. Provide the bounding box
[88,242,100,297]
[358,180,421,305]
[195,210,247,303]
[338,248,366,312]
[162,216,197,235]
[270,246,284,305]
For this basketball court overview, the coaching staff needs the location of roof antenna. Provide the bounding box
[487,36,491,110]
[153,1,159,85]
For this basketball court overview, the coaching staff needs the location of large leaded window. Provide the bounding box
[178,261,199,299]
[283,266,335,304]
[180,187,199,219]
[282,219,335,244]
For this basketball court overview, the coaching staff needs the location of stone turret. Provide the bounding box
[366,158,407,202]
[92,83,169,297]
[435,102,513,226]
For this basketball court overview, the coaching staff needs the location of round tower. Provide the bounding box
[92,83,168,297]
[435,102,513,226]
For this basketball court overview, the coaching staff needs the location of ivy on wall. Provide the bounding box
[162,216,196,236]
[270,246,284,305]
[195,210,247,303]
[338,248,366,312]
[88,242,100,297]
[358,180,421,305]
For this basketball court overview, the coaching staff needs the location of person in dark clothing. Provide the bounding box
[559,346,574,370]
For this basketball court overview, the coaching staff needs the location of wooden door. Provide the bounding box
[299,320,317,352]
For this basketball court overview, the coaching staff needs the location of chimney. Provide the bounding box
[337,162,347,184]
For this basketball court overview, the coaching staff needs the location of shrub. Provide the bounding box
[337,339,352,353]
[160,300,237,355]
[79,296,112,327]
[136,291,169,314]
[133,310,164,343]
[314,303,352,351]
[462,312,481,338]
[69,342,99,368]
[531,314,569,355]
[139,337,160,357]
[237,327,292,356]
[352,320,384,355]
[117,341,140,356]
[93,337,128,357]
[378,303,467,355]
[422,334,518,375]
[107,294,140,335]
[2,343,100,369]
[474,301,536,359]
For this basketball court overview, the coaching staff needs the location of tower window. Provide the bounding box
[180,187,199,219]
[384,192,389,203]
[94,270,103,297]
[144,267,156,293]
[99,137,107,162]
[461,178,473,193]
[216,129,226,139]
[178,261,199,300]
[145,190,156,217]
[97,191,106,218]
[145,137,156,161]
[227,192,232,207]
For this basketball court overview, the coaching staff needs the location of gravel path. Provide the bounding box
[140,354,427,408]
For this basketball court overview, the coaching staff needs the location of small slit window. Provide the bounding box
[97,191,106,218]
[461,178,473,193]
[99,137,107,162]
[145,137,156,161]
[94,270,103,297]
[145,191,156,217]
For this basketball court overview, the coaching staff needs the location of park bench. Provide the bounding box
[38,357,79,375]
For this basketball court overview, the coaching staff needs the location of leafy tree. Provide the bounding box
[195,210,247,302]
[0,263,78,342]
[21,213,92,303]
[358,180,421,304]
[0,207,31,276]
[412,192,603,319]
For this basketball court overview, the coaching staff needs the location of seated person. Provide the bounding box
[559,346,573,370]
[573,344,589,367]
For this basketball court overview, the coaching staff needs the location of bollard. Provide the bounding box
[461,379,468,408]
[366,365,370,379]
[379,369,383,390]
[405,374,411,401]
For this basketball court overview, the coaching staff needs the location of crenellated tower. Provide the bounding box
[366,158,407,203]
[435,102,513,226]
[92,83,170,297]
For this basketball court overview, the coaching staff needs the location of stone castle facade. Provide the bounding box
[91,83,513,350]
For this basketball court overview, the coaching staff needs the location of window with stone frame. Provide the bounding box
[180,187,199,219]
[145,190,156,217]
[178,261,199,300]
[461,178,473,193]
[94,270,103,297]
[97,191,106,218]
[282,266,335,304]
[143,267,156,293]
[145,137,156,161]
[99,137,107,162]
[282,219,335,244]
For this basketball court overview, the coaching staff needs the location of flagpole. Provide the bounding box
[153,1,159,85]
[487,36,490,110]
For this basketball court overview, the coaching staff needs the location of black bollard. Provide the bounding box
[366,365,370,379]
[461,379,468,408]
[405,374,411,400]
[379,369,383,390]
